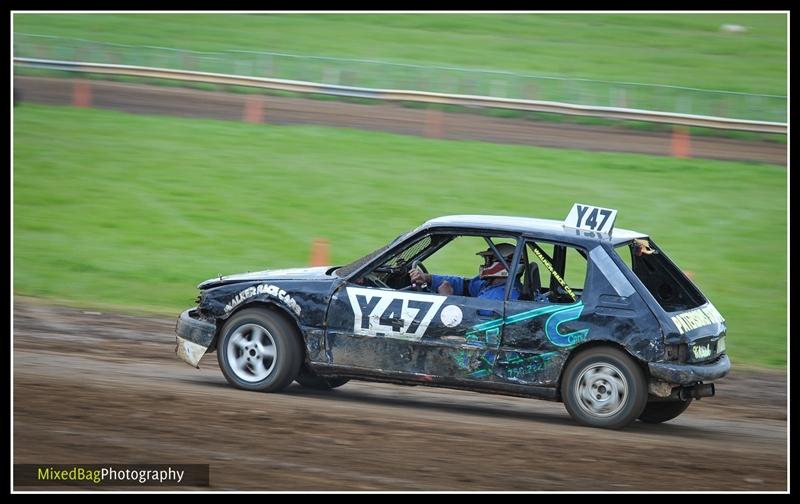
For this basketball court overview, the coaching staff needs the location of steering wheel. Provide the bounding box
[411,260,429,291]
[398,260,429,291]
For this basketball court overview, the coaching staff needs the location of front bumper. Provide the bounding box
[175,308,217,368]
[648,354,731,384]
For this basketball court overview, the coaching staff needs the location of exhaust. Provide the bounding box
[679,383,715,400]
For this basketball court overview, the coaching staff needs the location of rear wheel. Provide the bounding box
[561,347,648,429]
[638,399,693,423]
[295,367,349,390]
[217,308,302,392]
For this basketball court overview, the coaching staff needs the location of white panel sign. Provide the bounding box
[346,287,447,341]
[564,203,618,235]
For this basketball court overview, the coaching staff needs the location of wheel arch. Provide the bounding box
[213,300,306,356]
[556,339,649,401]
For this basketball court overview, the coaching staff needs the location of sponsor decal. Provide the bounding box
[692,343,712,360]
[670,304,725,335]
[503,351,559,381]
[224,283,302,316]
[531,247,577,302]
[466,301,588,348]
[346,287,446,341]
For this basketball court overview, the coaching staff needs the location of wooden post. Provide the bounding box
[310,238,330,266]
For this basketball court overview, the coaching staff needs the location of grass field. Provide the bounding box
[13,105,787,367]
[13,13,787,94]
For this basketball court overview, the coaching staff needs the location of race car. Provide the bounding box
[175,203,730,429]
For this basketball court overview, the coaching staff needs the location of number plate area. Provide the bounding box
[564,203,618,235]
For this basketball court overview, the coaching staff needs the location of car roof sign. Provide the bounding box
[564,203,618,235]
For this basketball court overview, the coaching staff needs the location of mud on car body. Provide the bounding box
[175,204,730,429]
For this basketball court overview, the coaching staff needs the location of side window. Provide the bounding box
[424,235,512,278]
[355,233,520,296]
[613,239,706,312]
[615,242,634,271]
[564,247,587,290]
[524,241,588,303]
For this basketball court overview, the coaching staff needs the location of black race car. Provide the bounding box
[175,204,730,429]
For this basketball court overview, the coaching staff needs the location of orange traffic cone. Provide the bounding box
[310,238,330,266]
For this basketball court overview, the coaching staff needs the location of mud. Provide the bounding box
[13,299,787,491]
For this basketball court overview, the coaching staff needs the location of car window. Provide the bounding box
[335,229,420,278]
[424,235,512,278]
[613,238,706,312]
[524,240,587,303]
[387,235,433,268]
[564,247,587,290]
[335,242,392,278]
[355,233,520,295]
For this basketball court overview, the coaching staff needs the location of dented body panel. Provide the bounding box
[175,214,730,403]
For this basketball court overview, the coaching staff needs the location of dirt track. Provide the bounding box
[14,76,787,166]
[12,299,787,491]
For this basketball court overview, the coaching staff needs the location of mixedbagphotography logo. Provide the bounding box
[14,464,209,487]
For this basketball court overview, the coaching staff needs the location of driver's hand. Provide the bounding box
[409,267,431,286]
[437,280,454,295]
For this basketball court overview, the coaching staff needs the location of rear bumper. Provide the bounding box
[175,308,216,367]
[648,354,731,384]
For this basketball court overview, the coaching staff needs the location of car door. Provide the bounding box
[496,239,592,387]
[323,232,509,381]
[325,285,505,380]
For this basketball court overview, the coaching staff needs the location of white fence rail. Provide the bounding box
[14,57,787,134]
[15,33,787,124]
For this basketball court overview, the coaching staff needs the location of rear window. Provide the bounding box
[614,238,706,312]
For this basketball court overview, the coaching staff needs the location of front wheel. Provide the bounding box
[217,308,302,392]
[561,347,648,429]
[638,399,693,423]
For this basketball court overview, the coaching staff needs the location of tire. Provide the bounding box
[561,347,648,429]
[217,308,302,392]
[295,367,350,390]
[638,399,693,424]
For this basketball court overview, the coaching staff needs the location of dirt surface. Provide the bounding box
[12,299,787,491]
[14,76,787,166]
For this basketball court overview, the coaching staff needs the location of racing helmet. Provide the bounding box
[477,242,520,279]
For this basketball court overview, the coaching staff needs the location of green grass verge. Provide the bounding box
[13,104,787,368]
[14,13,787,94]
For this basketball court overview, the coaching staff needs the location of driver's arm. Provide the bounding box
[430,274,466,296]
[410,268,466,295]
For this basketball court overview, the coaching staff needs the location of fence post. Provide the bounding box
[424,108,444,138]
[243,95,264,123]
[72,80,92,108]
[310,238,330,266]
[671,126,691,158]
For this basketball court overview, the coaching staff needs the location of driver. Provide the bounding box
[409,242,523,301]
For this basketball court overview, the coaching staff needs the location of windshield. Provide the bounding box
[613,238,706,312]
[334,229,415,278]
